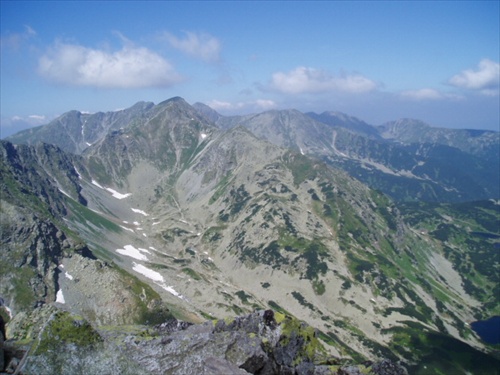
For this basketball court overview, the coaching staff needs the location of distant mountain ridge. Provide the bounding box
[6,100,499,203]
[378,118,499,160]
[6,101,155,154]
[193,105,499,203]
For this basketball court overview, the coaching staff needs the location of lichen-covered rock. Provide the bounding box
[337,365,364,375]
[370,359,408,375]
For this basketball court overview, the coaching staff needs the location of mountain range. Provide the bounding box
[1,97,499,374]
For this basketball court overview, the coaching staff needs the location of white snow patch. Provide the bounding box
[300,147,305,155]
[86,142,92,146]
[201,133,207,139]
[152,221,161,226]
[116,245,149,261]
[132,263,184,299]
[74,168,82,179]
[149,247,157,251]
[56,289,65,304]
[91,180,104,189]
[164,286,183,298]
[92,179,131,199]
[106,188,132,199]
[119,225,135,233]
[143,233,147,237]
[58,188,71,198]
[123,221,129,224]
[65,272,74,280]
[133,221,140,226]
[131,208,149,216]
[179,219,188,224]
[132,263,163,282]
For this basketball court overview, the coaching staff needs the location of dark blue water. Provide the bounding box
[471,316,500,345]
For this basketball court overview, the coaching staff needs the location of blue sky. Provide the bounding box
[1,1,499,137]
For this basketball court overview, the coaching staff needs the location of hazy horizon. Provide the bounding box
[1,1,499,137]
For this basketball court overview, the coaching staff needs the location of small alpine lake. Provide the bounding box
[471,316,500,345]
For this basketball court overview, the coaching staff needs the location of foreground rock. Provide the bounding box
[11,309,407,374]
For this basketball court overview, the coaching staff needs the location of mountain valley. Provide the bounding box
[1,97,499,374]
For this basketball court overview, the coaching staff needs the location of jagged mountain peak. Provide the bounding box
[157,96,189,106]
[5,101,158,155]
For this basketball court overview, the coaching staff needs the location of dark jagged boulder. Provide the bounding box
[370,359,408,375]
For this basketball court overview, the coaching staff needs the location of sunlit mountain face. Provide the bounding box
[1,97,499,374]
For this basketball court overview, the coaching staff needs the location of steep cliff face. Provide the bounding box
[1,141,89,214]
[1,201,65,312]
[0,140,174,348]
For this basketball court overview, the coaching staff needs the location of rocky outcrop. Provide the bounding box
[15,309,407,375]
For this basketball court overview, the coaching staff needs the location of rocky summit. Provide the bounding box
[1,97,499,374]
[3,309,408,375]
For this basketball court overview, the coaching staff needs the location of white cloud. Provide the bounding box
[1,114,51,138]
[207,99,277,113]
[448,59,499,95]
[10,114,47,124]
[207,100,235,110]
[400,88,465,101]
[267,66,377,94]
[254,99,277,110]
[1,25,36,50]
[38,42,182,89]
[400,88,444,101]
[162,31,221,62]
[28,114,46,120]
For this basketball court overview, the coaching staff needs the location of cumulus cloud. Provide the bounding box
[448,59,499,95]
[162,31,221,62]
[266,66,377,94]
[400,88,464,101]
[38,42,182,89]
[207,99,276,113]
